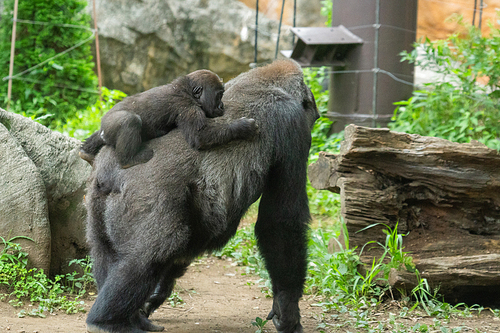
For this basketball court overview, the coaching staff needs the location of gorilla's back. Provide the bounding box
[88,59,315,256]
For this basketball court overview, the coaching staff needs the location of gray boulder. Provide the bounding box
[90,0,292,94]
[0,118,51,272]
[0,109,91,275]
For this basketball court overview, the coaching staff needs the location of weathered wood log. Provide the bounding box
[308,125,500,302]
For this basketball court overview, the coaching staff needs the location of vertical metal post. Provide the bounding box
[473,0,477,26]
[331,0,339,26]
[292,0,296,46]
[7,0,19,110]
[254,0,259,64]
[372,0,380,127]
[92,0,103,101]
[275,0,286,59]
[328,0,337,120]
[479,0,484,31]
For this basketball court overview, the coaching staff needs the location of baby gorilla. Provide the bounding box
[80,69,256,168]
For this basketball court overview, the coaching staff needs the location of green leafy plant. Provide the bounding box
[251,316,269,333]
[391,15,500,150]
[303,67,343,159]
[167,291,184,308]
[55,87,127,140]
[359,222,416,277]
[306,224,384,309]
[0,0,98,129]
[320,0,333,26]
[303,67,342,218]
[0,236,94,316]
[63,256,94,297]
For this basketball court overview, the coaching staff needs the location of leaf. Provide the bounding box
[51,63,64,71]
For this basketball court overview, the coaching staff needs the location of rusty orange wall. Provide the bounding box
[239,0,295,25]
[418,0,500,39]
[238,0,500,39]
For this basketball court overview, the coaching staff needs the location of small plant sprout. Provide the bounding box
[251,316,269,333]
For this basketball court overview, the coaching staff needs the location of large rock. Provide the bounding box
[90,0,292,95]
[0,109,91,275]
[0,118,51,272]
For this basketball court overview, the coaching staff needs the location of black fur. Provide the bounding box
[84,59,319,333]
[80,69,257,169]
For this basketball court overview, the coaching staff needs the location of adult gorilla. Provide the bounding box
[85,59,319,333]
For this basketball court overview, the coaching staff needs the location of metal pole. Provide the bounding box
[254,0,259,65]
[292,0,296,46]
[479,0,484,31]
[92,0,103,101]
[7,0,19,110]
[275,0,286,59]
[372,0,380,127]
[473,0,477,26]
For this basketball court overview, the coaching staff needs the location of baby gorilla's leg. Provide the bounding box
[101,111,153,169]
[80,131,105,165]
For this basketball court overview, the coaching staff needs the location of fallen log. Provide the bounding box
[309,125,500,304]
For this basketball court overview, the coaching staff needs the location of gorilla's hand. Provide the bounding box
[266,291,303,333]
[230,117,258,140]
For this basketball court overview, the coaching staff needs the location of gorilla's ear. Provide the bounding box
[193,86,203,99]
[302,99,311,110]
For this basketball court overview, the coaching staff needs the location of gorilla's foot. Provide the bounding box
[137,312,165,332]
[79,150,95,166]
[86,323,147,333]
[271,315,304,333]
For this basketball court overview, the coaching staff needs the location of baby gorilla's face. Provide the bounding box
[188,70,225,118]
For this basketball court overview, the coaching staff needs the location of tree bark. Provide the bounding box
[309,125,500,301]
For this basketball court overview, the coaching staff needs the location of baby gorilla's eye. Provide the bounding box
[218,101,224,110]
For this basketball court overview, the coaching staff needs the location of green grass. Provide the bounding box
[217,222,494,333]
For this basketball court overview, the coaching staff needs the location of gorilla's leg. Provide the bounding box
[101,110,153,169]
[254,166,310,333]
[86,258,163,333]
[89,237,115,291]
[141,262,190,318]
[85,190,115,290]
[80,131,105,165]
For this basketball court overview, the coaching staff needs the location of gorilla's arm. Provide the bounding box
[177,106,258,150]
[196,116,257,150]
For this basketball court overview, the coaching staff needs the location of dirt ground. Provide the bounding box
[1,256,500,333]
[0,256,323,333]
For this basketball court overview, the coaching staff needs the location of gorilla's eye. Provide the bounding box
[193,86,203,98]
[218,101,224,110]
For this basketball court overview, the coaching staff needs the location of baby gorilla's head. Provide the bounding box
[187,69,225,118]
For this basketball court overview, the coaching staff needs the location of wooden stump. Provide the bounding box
[308,125,500,304]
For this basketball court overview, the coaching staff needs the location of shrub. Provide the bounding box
[0,236,93,316]
[0,0,97,129]
[56,87,127,140]
[390,16,500,150]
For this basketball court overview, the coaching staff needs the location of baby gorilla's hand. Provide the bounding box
[231,117,258,140]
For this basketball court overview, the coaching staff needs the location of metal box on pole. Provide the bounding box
[283,0,418,132]
[329,0,418,132]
